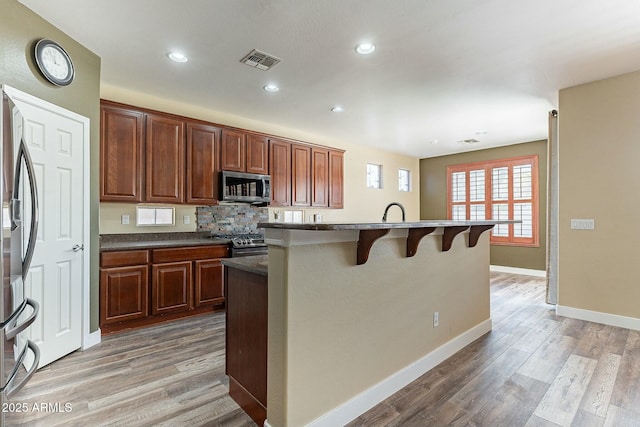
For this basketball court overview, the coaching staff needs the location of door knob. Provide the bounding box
[72,244,84,252]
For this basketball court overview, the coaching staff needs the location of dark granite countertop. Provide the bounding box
[100,232,230,252]
[258,220,517,231]
[221,255,268,276]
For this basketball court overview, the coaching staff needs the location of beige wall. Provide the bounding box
[266,229,490,426]
[0,0,101,331]
[420,140,548,270]
[558,69,640,319]
[98,85,420,234]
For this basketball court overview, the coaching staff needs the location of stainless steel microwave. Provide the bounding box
[221,171,271,204]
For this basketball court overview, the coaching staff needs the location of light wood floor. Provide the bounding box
[7,272,640,427]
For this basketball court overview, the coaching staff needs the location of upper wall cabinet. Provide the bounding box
[100,104,145,202]
[311,148,329,208]
[145,113,185,204]
[291,143,311,207]
[99,100,343,208]
[221,130,269,174]
[100,101,221,205]
[186,123,220,205]
[269,139,292,207]
[328,150,344,209]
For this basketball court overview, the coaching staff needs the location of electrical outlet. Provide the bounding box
[433,311,439,328]
[183,215,190,225]
[570,219,595,230]
[121,214,129,225]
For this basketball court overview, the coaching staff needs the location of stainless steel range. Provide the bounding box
[215,233,268,258]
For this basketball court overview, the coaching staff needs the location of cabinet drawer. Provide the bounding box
[101,250,150,268]
[152,245,229,263]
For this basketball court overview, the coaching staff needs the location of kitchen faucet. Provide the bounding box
[382,202,406,222]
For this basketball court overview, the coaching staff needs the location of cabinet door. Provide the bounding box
[246,134,269,174]
[194,259,224,307]
[100,265,149,325]
[221,129,246,171]
[269,139,291,207]
[329,150,344,209]
[311,148,329,207]
[186,122,220,205]
[146,114,185,203]
[291,143,311,206]
[100,104,144,202]
[152,261,193,314]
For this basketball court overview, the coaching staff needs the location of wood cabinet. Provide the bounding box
[152,261,192,314]
[329,150,344,208]
[99,100,344,208]
[269,139,291,207]
[311,148,329,207]
[100,244,229,334]
[225,266,268,426]
[145,113,185,203]
[100,104,144,202]
[221,129,245,172]
[291,143,311,206]
[195,259,224,306]
[221,130,269,174]
[186,123,220,205]
[100,250,150,326]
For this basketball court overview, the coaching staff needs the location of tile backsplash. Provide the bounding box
[196,204,268,234]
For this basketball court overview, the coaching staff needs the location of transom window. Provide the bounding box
[447,155,539,246]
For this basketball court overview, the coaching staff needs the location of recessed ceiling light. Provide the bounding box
[168,52,188,63]
[355,42,376,55]
[331,105,344,113]
[263,84,280,93]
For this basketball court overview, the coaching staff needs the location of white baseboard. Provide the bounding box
[490,265,546,277]
[82,328,101,350]
[263,319,492,427]
[556,305,640,331]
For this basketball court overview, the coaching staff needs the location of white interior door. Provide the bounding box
[9,90,86,368]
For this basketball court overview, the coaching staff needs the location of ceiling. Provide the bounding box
[18,0,640,158]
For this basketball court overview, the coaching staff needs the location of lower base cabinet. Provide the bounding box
[100,244,229,334]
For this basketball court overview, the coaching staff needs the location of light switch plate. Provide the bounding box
[571,219,595,230]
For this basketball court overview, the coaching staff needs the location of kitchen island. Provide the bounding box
[258,220,512,427]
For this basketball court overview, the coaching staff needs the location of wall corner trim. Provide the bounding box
[294,318,493,427]
[556,305,640,331]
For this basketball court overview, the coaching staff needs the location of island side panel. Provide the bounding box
[266,229,490,427]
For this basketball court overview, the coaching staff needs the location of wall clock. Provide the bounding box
[34,39,75,86]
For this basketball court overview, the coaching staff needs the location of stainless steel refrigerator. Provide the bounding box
[0,87,41,425]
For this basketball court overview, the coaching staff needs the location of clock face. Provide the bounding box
[34,39,75,86]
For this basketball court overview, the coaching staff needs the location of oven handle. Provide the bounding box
[5,298,39,340]
[4,340,40,398]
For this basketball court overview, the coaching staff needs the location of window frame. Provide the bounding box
[446,155,539,247]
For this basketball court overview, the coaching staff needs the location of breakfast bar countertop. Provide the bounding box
[258,219,516,231]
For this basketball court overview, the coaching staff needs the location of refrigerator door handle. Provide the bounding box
[4,298,39,340]
[4,340,40,398]
[13,139,39,278]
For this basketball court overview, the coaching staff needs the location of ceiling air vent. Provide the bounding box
[240,49,281,71]
[457,138,480,145]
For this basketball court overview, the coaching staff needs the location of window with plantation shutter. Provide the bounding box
[446,155,539,247]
